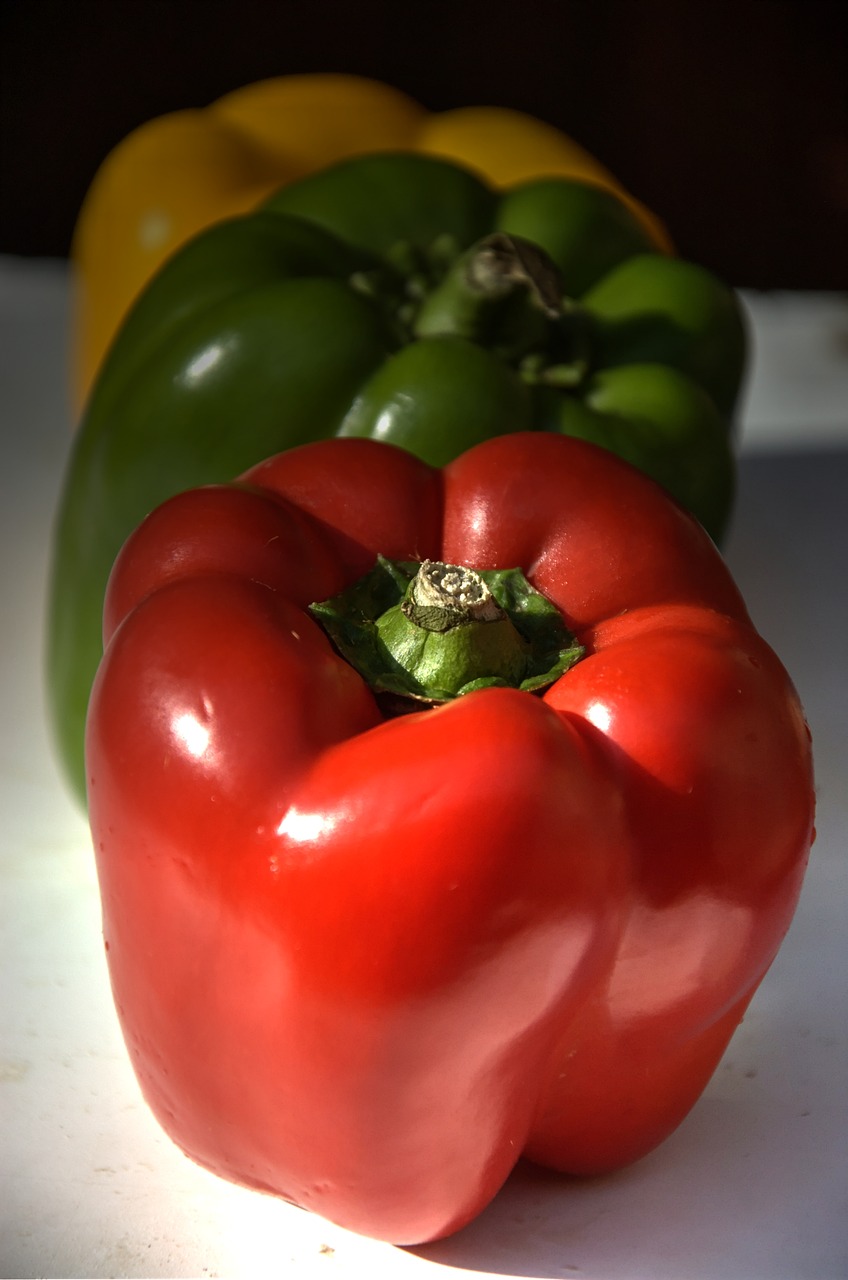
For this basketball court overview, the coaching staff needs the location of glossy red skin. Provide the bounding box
[87,434,814,1244]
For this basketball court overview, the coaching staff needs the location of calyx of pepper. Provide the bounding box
[310,556,583,710]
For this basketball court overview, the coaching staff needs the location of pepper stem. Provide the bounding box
[310,556,583,709]
[412,233,563,359]
[402,560,504,629]
[377,561,530,695]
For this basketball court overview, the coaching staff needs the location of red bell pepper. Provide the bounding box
[86,434,814,1245]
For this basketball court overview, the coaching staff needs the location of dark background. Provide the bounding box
[1,0,847,289]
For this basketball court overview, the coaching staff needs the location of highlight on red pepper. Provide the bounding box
[86,432,815,1246]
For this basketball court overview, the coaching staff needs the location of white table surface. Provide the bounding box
[2,257,847,1279]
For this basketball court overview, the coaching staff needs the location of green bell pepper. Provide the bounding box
[48,153,747,802]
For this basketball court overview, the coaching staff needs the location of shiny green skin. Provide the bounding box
[48,153,747,802]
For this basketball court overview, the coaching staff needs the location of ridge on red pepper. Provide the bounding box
[86,433,814,1245]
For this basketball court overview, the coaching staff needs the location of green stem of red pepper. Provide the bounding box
[310,556,583,709]
[376,560,530,694]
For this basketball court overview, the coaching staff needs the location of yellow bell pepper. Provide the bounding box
[71,73,670,410]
